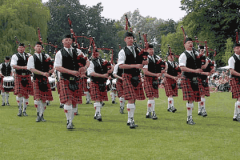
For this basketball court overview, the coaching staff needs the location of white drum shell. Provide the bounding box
[3,76,14,88]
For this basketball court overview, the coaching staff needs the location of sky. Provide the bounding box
[42,0,186,22]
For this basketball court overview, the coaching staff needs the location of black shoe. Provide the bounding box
[152,111,158,120]
[129,119,138,129]
[119,107,124,114]
[17,110,22,116]
[112,101,117,104]
[96,112,102,121]
[186,117,196,125]
[67,122,74,129]
[23,112,28,116]
[198,112,202,116]
[6,102,10,106]
[94,115,96,119]
[101,102,105,107]
[59,104,64,108]
[172,107,177,113]
[233,118,238,121]
[46,101,50,106]
[2,103,5,106]
[36,116,41,122]
[201,111,207,117]
[146,112,151,118]
[127,122,130,126]
[86,101,92,104]
[40,115,46,122]
[167,108,172,112]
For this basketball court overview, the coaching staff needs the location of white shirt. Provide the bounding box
[11,52,31,67]
[87,58,107,75]
[118,46,136,65]
[54,47,83,68]
[228,53,239,69]
[143,55,160,69]
[113,64,119,75]
[179,50,199,67]
[27,53,50,70]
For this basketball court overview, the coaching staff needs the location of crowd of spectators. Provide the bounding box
[209,70,231,92]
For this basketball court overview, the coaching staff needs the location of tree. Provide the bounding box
[223,38,234,64]
[180,0,240,66]
[0,0,50,61]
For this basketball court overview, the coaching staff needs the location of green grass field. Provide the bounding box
[0,89,240,160]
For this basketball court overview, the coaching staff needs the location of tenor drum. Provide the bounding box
[3,76,14,88]
[48,77,56,90]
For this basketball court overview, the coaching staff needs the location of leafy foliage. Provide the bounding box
[0,0,50,62]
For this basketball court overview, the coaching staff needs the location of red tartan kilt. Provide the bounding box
[198,79,210,97]
[82,78,89,92]
[14,74,33,98]
[33,78,53,102]
[116,79,124,98]
[59,78,82,105]
[164,77,178,97]
[89,82,108,101]
[0,77,14,92]
[143,76,159,98]
[229,78,240,99]
[122,73,145,101]
[181,77,201,102]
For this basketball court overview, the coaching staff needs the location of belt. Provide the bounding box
[17,73,28,76]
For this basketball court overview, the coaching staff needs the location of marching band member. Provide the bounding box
[164,52,179,113]
[118,32,147,129]
[88,49,112,121]
[27,42,53,122]
[54,35,89,129]
[113,63,125,114]
[0,56,13,106]
[228,41,240,122]
[197,45,212,117]
[179,38,207,125]
[142,44,161,120]
[11,43,33,116]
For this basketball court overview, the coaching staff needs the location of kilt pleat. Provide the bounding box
[89,81,108,101]
[116,78,124,98]
[229,78,240,99]
[198,79,210,97]
[59,78,83,105]
[14,74,33,98]
[143,76,159,98]
[33,78,53,102]
[122,73,145,101]
[181,77,201,102]
[164,77,178,97]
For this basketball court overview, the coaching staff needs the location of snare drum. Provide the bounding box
[3,76,14,88]
[48,77,56,90]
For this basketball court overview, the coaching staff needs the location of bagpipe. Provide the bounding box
[37,27,58,55]
[67,14,114,75]
[37,28,57,71]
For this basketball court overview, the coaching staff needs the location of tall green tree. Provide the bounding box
[0,0,50,61]
[180,0,240,67]
[223,38,234,65]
